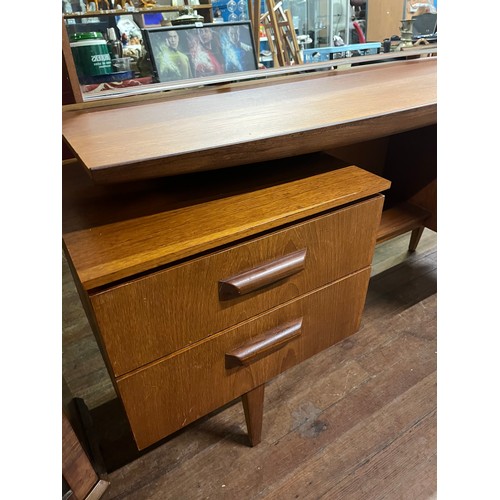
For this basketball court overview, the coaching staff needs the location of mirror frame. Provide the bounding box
[62,16,437,104]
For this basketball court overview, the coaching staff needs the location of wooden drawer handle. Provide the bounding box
[225,318,303,368]
[219,249,307,300]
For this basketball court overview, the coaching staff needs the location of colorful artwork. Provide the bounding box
[144,22,257,83]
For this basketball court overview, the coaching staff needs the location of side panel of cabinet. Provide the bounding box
[366,0,405,42]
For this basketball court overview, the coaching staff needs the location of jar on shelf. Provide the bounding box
[70,32,113,80]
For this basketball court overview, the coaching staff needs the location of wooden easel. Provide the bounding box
[248,0,262,56]
[259,0,302,67]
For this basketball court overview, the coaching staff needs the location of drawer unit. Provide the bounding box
[118,268,371,450]
[90,197,383,376]
[63,158,390,451]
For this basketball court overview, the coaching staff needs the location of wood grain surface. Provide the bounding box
[241,384,266,447]
[225,319,303,368]
[62,411,99,498]
[117,268,370,450]
[63,161,389,290]
[61,230,437,499]
[218,248,307,300]
[89,196,383,376]
[62,58,436,183]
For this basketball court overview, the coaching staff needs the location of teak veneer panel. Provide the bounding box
[62,58,436,183]
[90,196,384,376]
[63,163,390,290]
[62,412,99,498]
[377,202,430,244]
[118,268,371,450]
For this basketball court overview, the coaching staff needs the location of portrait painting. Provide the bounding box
[143,22,258,84]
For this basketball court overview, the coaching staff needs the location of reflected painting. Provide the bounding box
[143,22,258,83]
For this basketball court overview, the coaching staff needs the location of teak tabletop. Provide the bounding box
[62,58,436,184]
[62,156,390,290]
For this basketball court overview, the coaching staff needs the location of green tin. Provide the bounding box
[70,32,113,79]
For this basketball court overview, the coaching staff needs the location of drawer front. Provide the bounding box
[91,196,383,376]
[117,268,371,450]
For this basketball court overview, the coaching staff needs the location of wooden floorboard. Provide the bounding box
[62,229,437,500]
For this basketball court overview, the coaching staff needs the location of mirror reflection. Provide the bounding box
[63,0,437,99]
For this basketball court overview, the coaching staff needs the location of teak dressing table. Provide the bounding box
[62,57,436,451]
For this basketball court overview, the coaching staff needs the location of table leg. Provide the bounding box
[409,226,425,252]
[241,384,265,446]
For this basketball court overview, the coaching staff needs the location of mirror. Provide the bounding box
[62,0,437,102]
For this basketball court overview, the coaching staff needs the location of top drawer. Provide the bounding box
[90,195,383,376]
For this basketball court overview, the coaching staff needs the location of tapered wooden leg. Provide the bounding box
[409,226,425,252]
[241,384,265,447]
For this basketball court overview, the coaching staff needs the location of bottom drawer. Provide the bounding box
[118,267,371,450]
